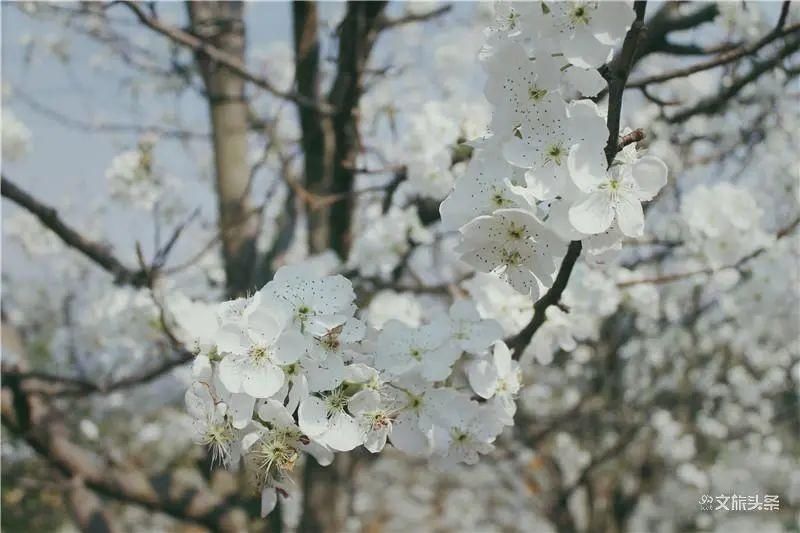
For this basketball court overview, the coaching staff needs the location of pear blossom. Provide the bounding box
[185,380,238,467]
[431,392,504,468]
[216,296,306,399]
[446,299,504,355]
[523,1,636,70]
[439,150,532,232]
[466,341,521,424]
[456,208,565,296]
[298,388,363,452]
[373,319,460,381]
[349,389,394,453]
[569,152,668,237]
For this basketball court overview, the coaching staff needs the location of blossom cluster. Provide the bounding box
[440,1,669,296]
[180,265,510,515]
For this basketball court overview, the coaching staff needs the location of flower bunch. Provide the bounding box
[441,1,669,296]
[181,265,508,515]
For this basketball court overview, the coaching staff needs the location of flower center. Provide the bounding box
[500,248,524,267]
[545,143,565,166]
[251,435,299,482]
[528,85,548,103]
[248,345,271,364]
[570,6,590,25]
[409,348,422,361]
[326,390,349,412]
[508,222,526,240]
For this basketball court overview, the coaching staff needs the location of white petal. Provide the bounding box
[615,192,645,237]
[562,26,612,69]
[420,344,461,382]
[389,411,431,456]
[298,396,329,437]
[242,363,284,398]
[365,428,389,453]
[274,328,306,364]
[568,143,607,193]
[185,381,214,420]
[218,355,244,394]
[216,325,248,355]
[191,355,212,381]
[286,375,308,414]
[569,191,615,235]
[493,341,512,377]
[467,359,499,399]
[257,399,294,427]
[261,488,277,518]
[324,412,362,451]
[305,353,345,392]
[348,389,380,415]
[631,155,668,201]
[301,440,334,466]
[228,393,256,429]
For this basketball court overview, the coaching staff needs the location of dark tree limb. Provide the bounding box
[628,21,799,89]
[115,0,332,113]
[667,31,800,123]
[1,364,247,531]
[1,176,148,286]
[508,240,583,360]
[376,4,452,30]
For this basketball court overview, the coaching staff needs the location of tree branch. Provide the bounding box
[1,363,247,531]
[617,216,800,288]
[1,176,147,286]
[113,0,332,114]
[508,241,583,359]
[667,30,800,123]
[376,4,452,30]
[628,21,800,89]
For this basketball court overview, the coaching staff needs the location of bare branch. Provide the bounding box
[667,31,800,123]
[1,176,147,286]
[376,4,452,31]
[112,0,333,114]
[1,362,246,531]
[628,22,800,89]
[507,241,583,360]
[618,216,800,288]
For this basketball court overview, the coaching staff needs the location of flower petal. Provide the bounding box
[631,155,668,201]
[242,363,284,398]
[615,192,645,237]
[569,191,614,235]
[298,396,329,437]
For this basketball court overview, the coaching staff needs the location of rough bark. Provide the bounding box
[188,1,258,297]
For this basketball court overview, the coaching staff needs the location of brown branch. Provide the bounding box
[113,0,332,114]
[1,362,246,531]
[628,22,800,89]
[667,30,800,123]
[376,4,452,30]
[618,128,646,150]
[604,1,648,164]
[618,216,800,288]
[4,346,194,397]
[507,240,583,360]
[64,477,120,533]
[1,176,147,286]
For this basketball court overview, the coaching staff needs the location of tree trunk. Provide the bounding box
[188,1,258,297]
